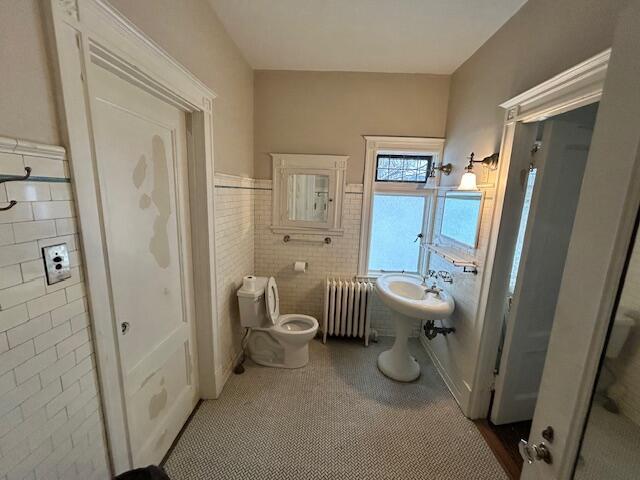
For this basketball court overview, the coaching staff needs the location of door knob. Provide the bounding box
[519,440,552,464]
[121,322,130,335]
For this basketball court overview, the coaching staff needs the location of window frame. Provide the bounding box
[358,136,445,277]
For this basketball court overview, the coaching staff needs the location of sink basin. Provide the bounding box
[375,274,455,382]
[376,274,455,319]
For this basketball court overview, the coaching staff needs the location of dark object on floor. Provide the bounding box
[116,465,171,480]
[233,354,245,374]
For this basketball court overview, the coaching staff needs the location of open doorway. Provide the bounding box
[479,103,600,476]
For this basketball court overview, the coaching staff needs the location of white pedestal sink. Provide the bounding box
[375,274,455,382]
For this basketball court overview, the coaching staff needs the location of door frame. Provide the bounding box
[468,49,612,420]
[44,0,222,473]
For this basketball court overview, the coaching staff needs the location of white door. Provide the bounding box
[521,4,640,477]
[89,63,198,466]
[491,109,596,424]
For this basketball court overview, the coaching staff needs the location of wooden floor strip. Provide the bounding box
[474,419,525,480]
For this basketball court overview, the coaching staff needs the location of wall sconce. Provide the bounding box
[458,152,499,190]
[429,162,453,177]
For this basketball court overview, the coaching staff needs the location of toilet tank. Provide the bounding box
[237,276,269,328]
[606,312,635,359]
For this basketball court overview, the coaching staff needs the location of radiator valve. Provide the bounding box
[423,320,456,340]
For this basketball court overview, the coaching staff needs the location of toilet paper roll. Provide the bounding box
[294,261,307,273]
[243,275,256,290]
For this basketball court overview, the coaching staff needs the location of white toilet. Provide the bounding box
[604,310,634,359]
[237,276,318,368]
[596,310,634,403]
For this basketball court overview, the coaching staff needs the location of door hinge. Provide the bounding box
[490,372,498,391]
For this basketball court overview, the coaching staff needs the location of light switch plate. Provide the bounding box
[42,243,71,285]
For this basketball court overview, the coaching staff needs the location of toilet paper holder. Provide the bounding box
[294,261,308,272]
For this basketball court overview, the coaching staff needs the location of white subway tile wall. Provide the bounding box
[0,146,109,480]
[213,175,256,376]
[423,187,496,402]
[0,160,420,480]
[215,175,406,341]
[253,180,405,337]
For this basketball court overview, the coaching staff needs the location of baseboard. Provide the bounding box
[213,346,245,398]
[419,334,470,413]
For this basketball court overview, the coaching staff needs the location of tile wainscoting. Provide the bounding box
[420,186,496,409]
[215,174,414,343]
[213,174,256,380]
[0,139,109,480]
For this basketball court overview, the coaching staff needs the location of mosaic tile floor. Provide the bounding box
[164,338,507,479]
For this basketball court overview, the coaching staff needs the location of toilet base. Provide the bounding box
[248,330,311,369]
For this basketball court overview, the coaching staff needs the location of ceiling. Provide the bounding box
[208,0,527,74]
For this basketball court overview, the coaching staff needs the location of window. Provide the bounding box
[509,168,537,292]
[375,155,433,183]
[369,194,427,272]
[358,137,445,276]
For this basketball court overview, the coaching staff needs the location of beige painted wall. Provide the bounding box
[0,0,254,177]
[441,0,623,187]
[0,0,60,145]
[254,71,450,184]
[109,0,254,177]
[425,0,628,415]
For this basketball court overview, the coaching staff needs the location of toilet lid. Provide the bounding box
[266,277,280,324]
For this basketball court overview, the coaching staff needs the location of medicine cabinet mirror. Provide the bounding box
[440,190,484,248]
[271,154,348,233]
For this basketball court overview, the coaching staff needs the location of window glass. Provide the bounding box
[509,168,537,293]
[375,155,432,183]
[368,194,425,272]
[440,191,483,248]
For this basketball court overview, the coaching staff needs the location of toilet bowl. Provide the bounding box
[238,276,318,368]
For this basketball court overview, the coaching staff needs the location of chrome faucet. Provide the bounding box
[424,283,442,296]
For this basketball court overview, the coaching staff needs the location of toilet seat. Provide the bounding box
[266,277,280,324]
[265,277,318,334]
[247,276,318,368]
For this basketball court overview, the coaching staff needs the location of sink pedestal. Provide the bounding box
[377,313,420,382]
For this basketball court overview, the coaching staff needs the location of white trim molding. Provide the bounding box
[357,136,445,276]
[44,0,221,473]
[500,49,611,124]
[0,135,67,160]
[270,153,348,235]
[468,48,611,429]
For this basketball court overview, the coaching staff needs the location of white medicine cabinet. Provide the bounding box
[271,153,348,234]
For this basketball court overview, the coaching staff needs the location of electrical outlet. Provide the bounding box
[42,243,71,285]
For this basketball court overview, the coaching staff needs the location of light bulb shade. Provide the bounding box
[458,171,478,191]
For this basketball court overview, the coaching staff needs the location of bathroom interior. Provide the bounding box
[1,1,640,479]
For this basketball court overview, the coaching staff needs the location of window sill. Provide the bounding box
[358,271,421,281]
